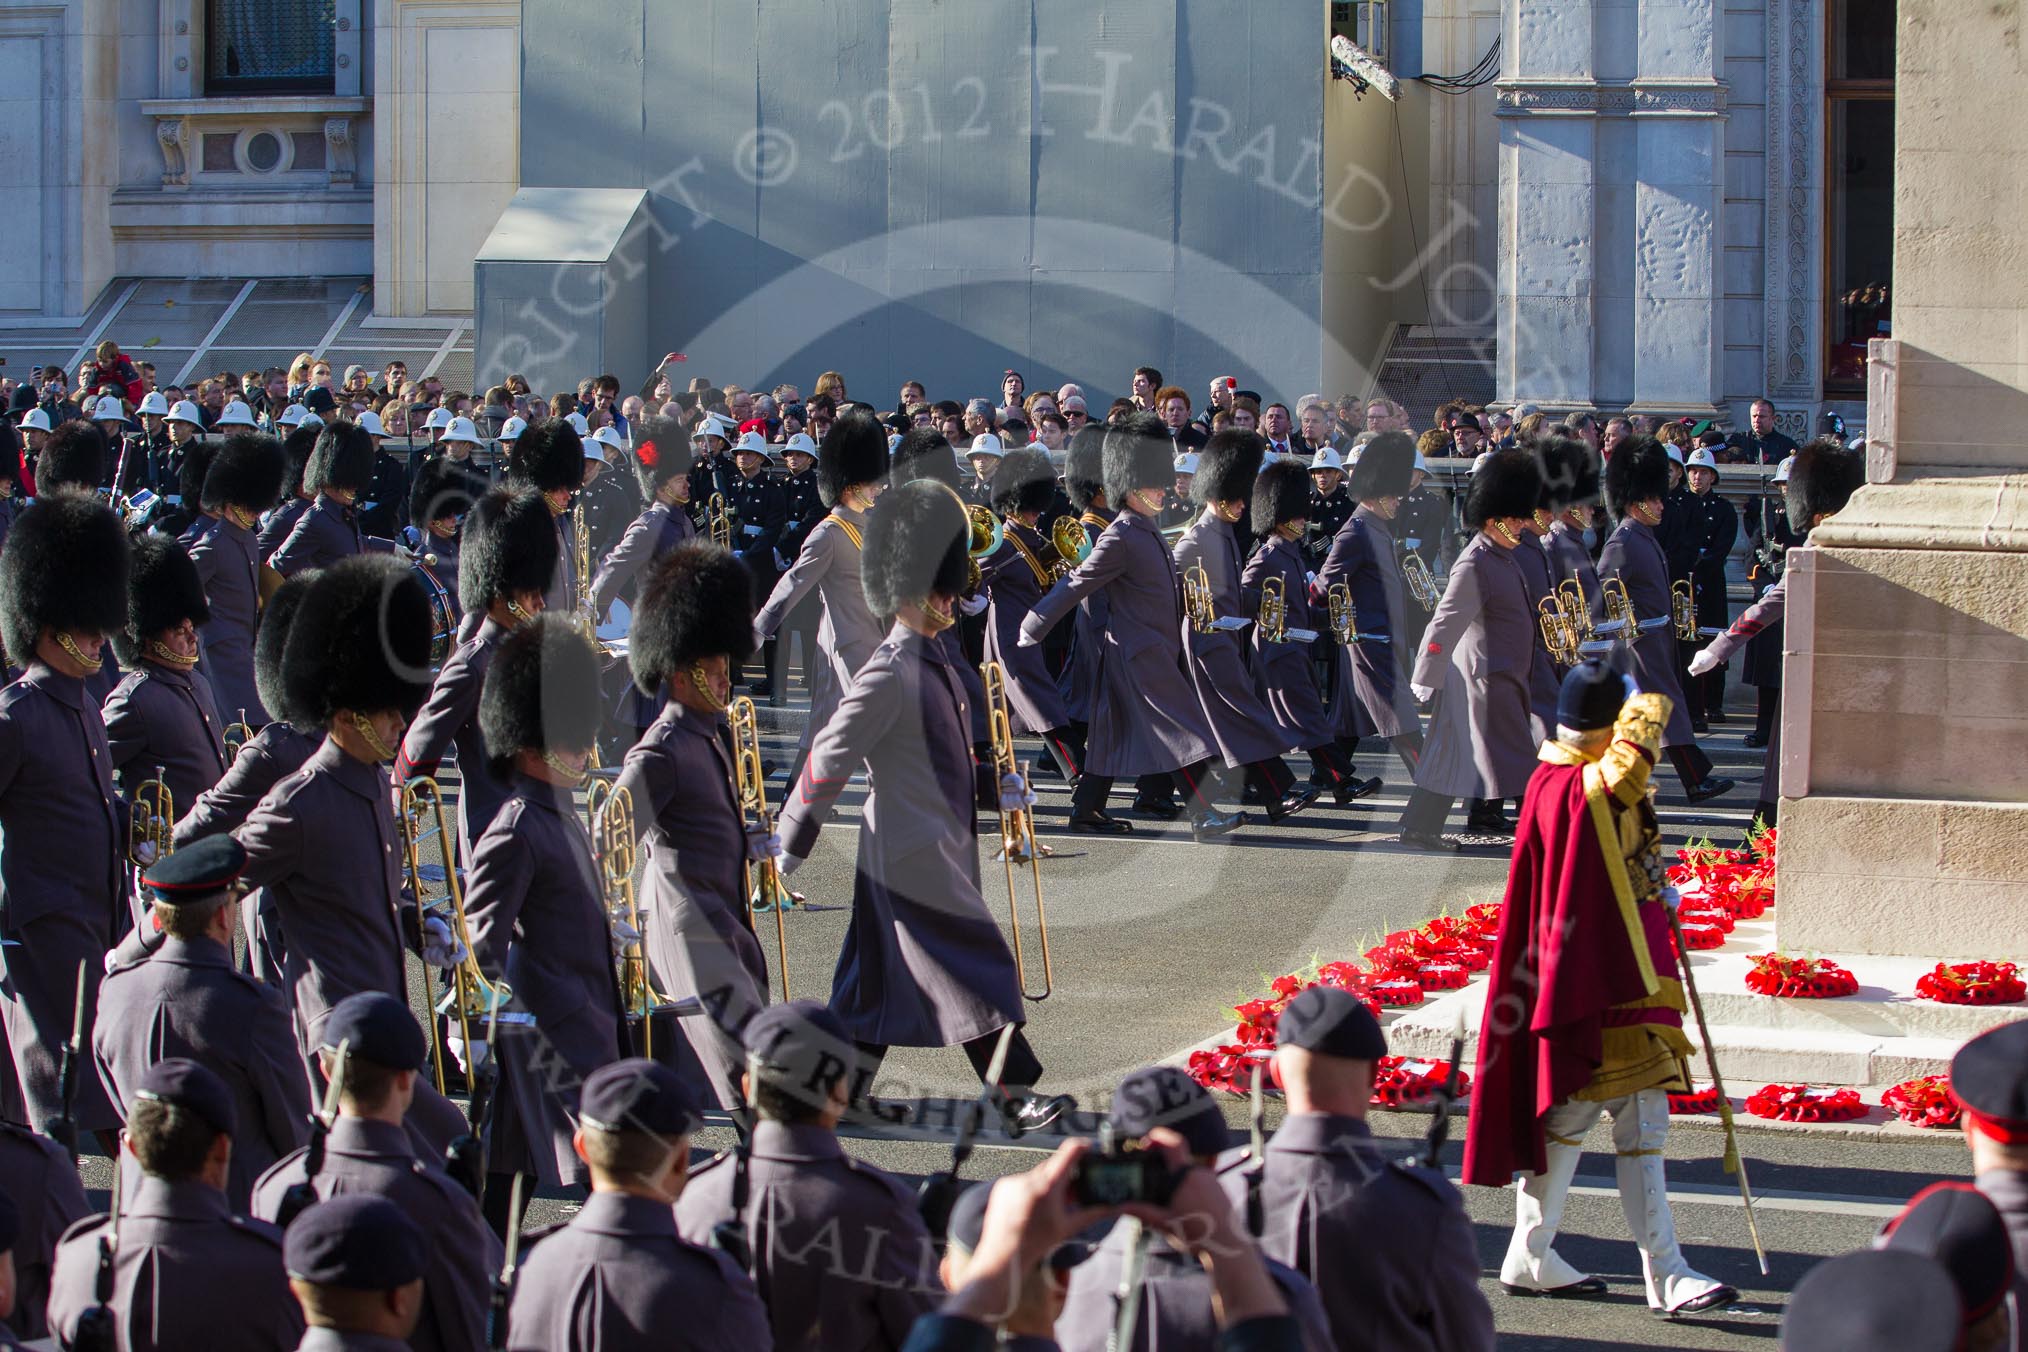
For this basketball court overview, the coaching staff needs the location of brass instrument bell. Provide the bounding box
[708,493,732,550]
[396,775,512,1095]
[1538,595,1579,665]
[1050,515,1092,573]
[223,709,254,764]
[1327,582,1355,644]
[1671,579,1698,641]
[1401,550,1439,610]
[586,777,678,1059]
[1181,562,1216,633]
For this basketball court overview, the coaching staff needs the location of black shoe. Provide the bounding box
[1685,776,1736,804]
[1466,810,1511,833]
[1742,733,1767,749]
[748,680,773,700]
[1068,812,1133,835]
[1131,797,1183,819]
[1002,1091,1076,1137]
[1333,775,1384,805]
[1690,717,1710,735]
[1705,710,1728,725]
[1241,782,1265,806]
[1190,809,1246,841]
[1501,1276,1610,1299]
[1397,829,1461,852]
[1266,784,1319,823]
[1661,1284,1740,1317]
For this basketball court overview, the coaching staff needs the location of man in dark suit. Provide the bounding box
[1741,398,1799,464]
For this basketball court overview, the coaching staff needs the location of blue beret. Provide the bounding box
[134,1057,236,1137]
[742,1000,857,1099]
[579,1058,700,1137]
[1781,1249,1960,1352]
[1557,659,1631,733]
[1950,1021,2028,1140]
[1879,1182,2015,1322]
[284,1195,426,1290]
[318,992,426,1071]
[1275,986,1387,1061]
[1108,1066,1228,1159]
[141,834,246,901]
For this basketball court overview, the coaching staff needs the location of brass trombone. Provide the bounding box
[728,696,792,1003]
[223,709,254,764]
[983,662,1052,1002]
[1181,562,1217,633]
[397,776,512,1095]
[571,499,597,641]
[1671,579,1698,641]
[586,778,677,1059]
[1327,582,1355,644]
[707,493,732,550]
[1257,575,1287,644]
[1537,595,1580,666]
[1401,550,1439,610]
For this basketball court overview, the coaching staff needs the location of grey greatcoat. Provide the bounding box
[673,1120,939,1352]
[979,522,1070,735]
[1598,517,1696,747]
[1054,508,1113,726]
[252,1115,503,1352]
[255,497,309,564]
[102,660,230,817]
[754,505,882,760]
[186,513,267,725]
[1172,509,1297,768]
[544,510,577,619]
[1409,535,1539,800]
[174,721,316,985]
[1317,506,1419,740]
[777,624,1020,1051]
[1542,520,1601,621]
[93,934,310,1212]
[47,1178,303,1352]
[395,615,511,861]
[1976,1167,2028,1340]
[0,1120,90,1343]
[1510,534,1562,740]
[591,502,694,731]
[1055,1219,1333,1352]
[0,662,129,1134]
[463,775,627,1189]
[1239,535,1334,751]
[611,699,768,1110]
[270,495,364,576]
[1023,510,1217,777]
[1216,1114,1494,1352]
[1702,571,1787,798]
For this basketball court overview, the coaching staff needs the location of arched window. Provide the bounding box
[206,0,335,94]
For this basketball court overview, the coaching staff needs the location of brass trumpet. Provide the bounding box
[1672,579,1698,641]
[223,708,254,765]
[728,696,792,1003]
[983,662,1052,1002]
[1257,574,1287,644]
[1538,595,1580,666]
[1401,550,1439,610]
[1556,578,1594,642]
[1600,575,1637,636]
[708,493,732,550]
[1327,582,1355,644]
[586,778,677,1059]
[1181,562,1217,633]
[397,775,511,1095]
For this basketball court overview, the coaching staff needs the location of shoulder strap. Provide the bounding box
[827,512,863,551]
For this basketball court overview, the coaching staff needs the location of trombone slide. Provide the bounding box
[982,662,1052,1002]
[729,697,793,1004]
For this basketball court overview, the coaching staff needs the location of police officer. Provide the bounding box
[0,490,129,1141]
[465,618,627,1199]
[104,535,229,820]
[272,423,385,577]
[727,430,787,697]
[675,1000,940,1350]
[771,432,826,702]
[1679,445,1738,731]
[252,993,501,1352]
[504,418,589,619]
[507,1059,770,1351]
[1947,1020,2028,1317]
[94,837,309,1212]
[612,545,771,1112]
[258,426,321,565]
[1304,447,1352,568]
[47,1058,305,1352]
[396,488,557,862]
[1222,986,1492,1352]
[187,432,287,727]
[687,413,739,512]
[0,1117,89,1343]
[281,1194,430,1352]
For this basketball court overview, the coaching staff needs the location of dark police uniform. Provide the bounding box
[102,659,229,817]
[727,465,787,607]
[1304,482,1353,568]
[1680,483,1738,720]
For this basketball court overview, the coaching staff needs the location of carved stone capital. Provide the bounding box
[325,116,356,187]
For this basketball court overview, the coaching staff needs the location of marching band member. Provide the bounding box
[404,456,470,608]
[1023,413,1241,841]
[613,543,770,1111]
[589,416,697,740]
[1464,662,1736,1315]
[1394,449,1542,850]
[1536,435,1603,619]
[778,481,1072,1132]
[1514,466,1566,744]
[103,535,229,819]
[770,431,827,703]
[754,409,889,789]
[397,487,557,860]
[1317,430,1424,776]
[1174,431,1313,822]
[0,490,129,1140]
[185,431,286,727]
[504,417,589,618]
[270,422,383,576]
[34,420,108,496]
[884,430,990,750]
[979,446,1084,783]
[255,424,319,564]
[1242,458,1371,802]
[1598,438,1734,803]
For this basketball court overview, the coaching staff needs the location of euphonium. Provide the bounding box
[964,503,1002,595]
[586,778,675,1059]
[728,697,792,1003]
[1050,515,1091,574]
[1538,595,1579,665]
[983,662,1052,1002]
[397,775,512,1095]
[223,708,254,765]
[1401,550,1439,610]
[1257,574,1287,644]
[708,493,732,550]
[1672,579,1698,641]
[1327,582,1355,644]
[1181,563,1216,633]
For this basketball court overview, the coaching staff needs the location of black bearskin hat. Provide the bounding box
[176,442,216,515]
[506,417,587,496]
[457,487,559,614]
[1786,437,1866,536]
[0,489,129,666]
[1603,436,1671,516]
[1102,411,1172,509]
[1464,448,1543,528]
[817,408,890,508]
[0,421,20,485]
[1250,459,1311,537]
[36,421,105,494]
[408,456,474,529]
[116,534,209,664]
[254,570,317,730]
[990,448,1058,518]
[1064,424,1108,511]
[479,616,603,778]
[628,542,756,695]
[279,425,319,500]
[861,480,969,618]
[1346,431,1416,501]
[280,555,433,725]
[630,416,694,497]
[889,427,961,491]
[1536,434,1601,513]
[1194,430,1265,507]
[201,432,286,514]
[306,421,376,497]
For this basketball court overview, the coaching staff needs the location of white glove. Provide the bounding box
[744,825,783,863]
[1411,683,1436,704]
[1687,648,1721,677]
[132,839,158,867]
[609,916,642,958]
[1304,571,1318,587]
[1016,624,1041,649]
[421,915,467,971]
[447,1035,489,1077]
[779,852,806,879]
[998,772,1037,814]
[959,593,990,617]
[773,548,789,571]
[1662,885,1683,913]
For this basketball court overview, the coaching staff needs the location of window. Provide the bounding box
[1824,0,1894,392]
[206,0,335,95]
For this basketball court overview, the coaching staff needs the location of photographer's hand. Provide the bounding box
[944,1139,1105,1330]
[1123,1128,1289,1328]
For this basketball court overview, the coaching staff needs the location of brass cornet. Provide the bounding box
[983,662,1051,1002]
[1257,575,1287,644]
[1181,562,1217,633]
[1327,582,1355,644]
[586,777,679,1059]
[1556,578,1593,642]
[1401,550,1439,610]
[223,709,254,765]
[708,493,732,550]
[129,766,174,888]
[1538,595,1580,666]
[729,696,792,1003]
[1671,579,1698,641]
[1600,575,1637,636]
[397,776,512,1095]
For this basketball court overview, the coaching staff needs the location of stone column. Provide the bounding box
[1772,0,2028,958]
